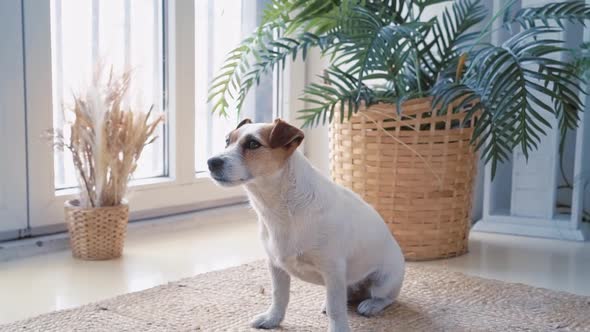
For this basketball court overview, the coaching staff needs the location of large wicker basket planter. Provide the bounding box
[330,97,478,261]
[64,199,129,260]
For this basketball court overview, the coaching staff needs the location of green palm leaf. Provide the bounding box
[434,27,586,176]
[333,6,428,97]
[298,66,374,127]
[207,27,327,116]
[428,0,487,80]
[505,1,590,28]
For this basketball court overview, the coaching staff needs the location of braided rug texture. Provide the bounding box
[2,261,589,332]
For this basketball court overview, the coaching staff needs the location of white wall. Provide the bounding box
[303,48,331,176]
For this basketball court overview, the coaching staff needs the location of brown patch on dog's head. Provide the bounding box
[240,119,304,178]
[225,118,253,147]
[236,118,253,129]
[268,119,305,149]
[210,118,305,185]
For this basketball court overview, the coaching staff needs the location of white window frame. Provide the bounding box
[21,0,247,235]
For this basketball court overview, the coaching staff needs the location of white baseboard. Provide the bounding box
[472,215,590,242]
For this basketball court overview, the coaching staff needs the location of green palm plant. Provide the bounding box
[208,0,590,177]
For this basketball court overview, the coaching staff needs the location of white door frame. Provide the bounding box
[0,0,29,239]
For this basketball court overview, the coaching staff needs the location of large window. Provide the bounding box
[1,0,295,238]
[50,0,166,189]
[194,0,277,172]
[194,0,242,172]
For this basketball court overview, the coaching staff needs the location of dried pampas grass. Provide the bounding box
[49,68,164,208]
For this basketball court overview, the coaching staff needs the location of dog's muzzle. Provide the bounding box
[207,157,224,173]
[207,154,251,186]
[207,156,235,185]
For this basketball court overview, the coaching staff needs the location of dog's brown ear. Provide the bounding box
[236,118,252,129]
[268,119,304,149]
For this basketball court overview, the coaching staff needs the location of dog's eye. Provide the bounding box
[245,139,261,150]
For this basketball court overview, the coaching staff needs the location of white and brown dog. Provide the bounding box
[208,118,405,332]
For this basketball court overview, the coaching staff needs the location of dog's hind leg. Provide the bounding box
[322,260,352,332]
[356,269,403,317]
[320,283,369,314]
[347,280,371,304]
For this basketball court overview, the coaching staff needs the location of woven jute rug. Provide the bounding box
[3,261,589,332]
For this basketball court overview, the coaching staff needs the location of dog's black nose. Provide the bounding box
[207,157,224,172]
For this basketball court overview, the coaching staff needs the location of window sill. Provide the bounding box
[55,174,221,197]
[0,202,252,262]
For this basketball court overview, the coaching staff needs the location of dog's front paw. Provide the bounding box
[320,301,327,314]
[250,312,282,329]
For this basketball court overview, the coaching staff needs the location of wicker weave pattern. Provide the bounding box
[64,200,129,260]
[4,261,590,331]
[330,97,478,261]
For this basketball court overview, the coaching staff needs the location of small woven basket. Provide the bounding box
[330,97,478,261]
[64,199,129,260]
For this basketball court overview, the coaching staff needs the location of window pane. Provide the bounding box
[50,0,166,189]
[194,0,243,173]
